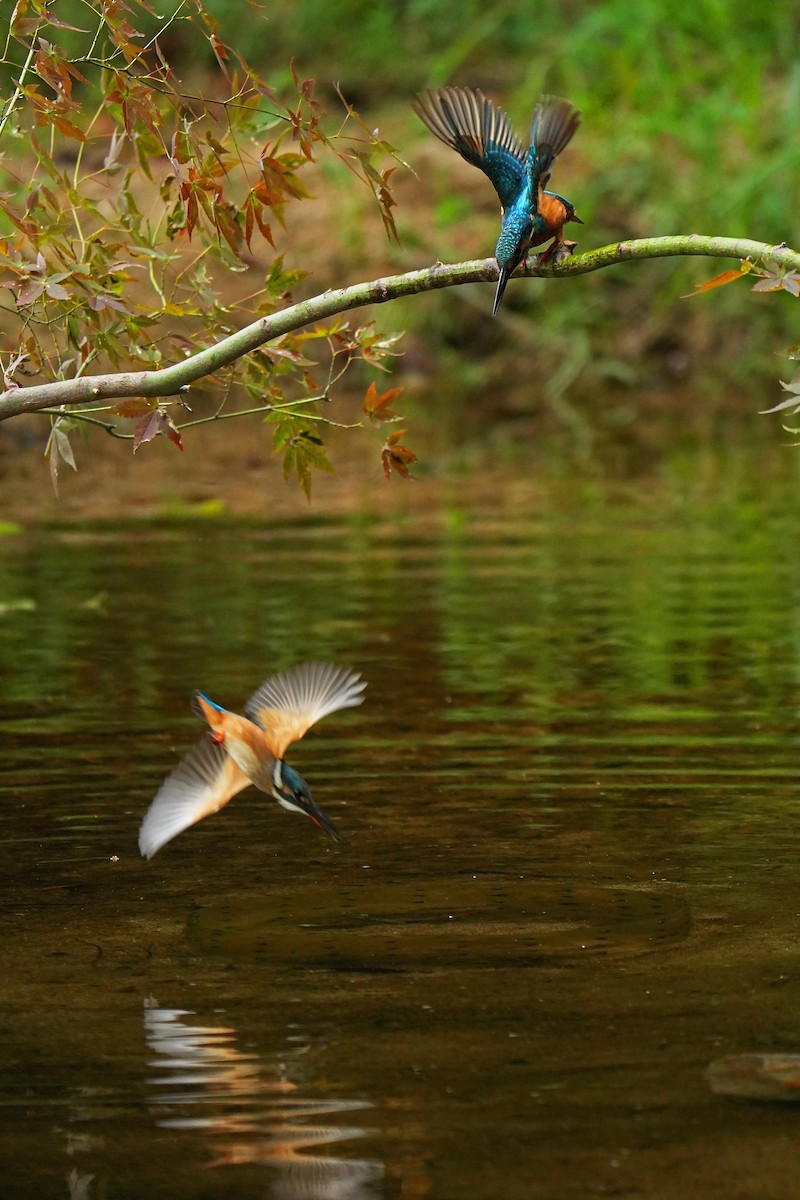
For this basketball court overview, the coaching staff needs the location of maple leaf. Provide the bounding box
[751,259,800,296]
[243,189,276,249]
[208,31,229,69]
[364,381,404,423]
[45,420,78,495]
[362,384,402,427]
[88,293,130,314]
[15,279,45,306]
[356,325,404,369]
[279,430,334,499]
[213,199,242,254]
[683,265,751,298]
[113,399,153,419]
[381,430,417,481]
[761,367,800,415]
[132,407,184,453]
[34,42,89,104]
[2,344,40,389]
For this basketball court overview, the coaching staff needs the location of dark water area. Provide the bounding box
[2,460,800,1198]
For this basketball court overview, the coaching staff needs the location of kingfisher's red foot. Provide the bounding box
[529,239,578,269]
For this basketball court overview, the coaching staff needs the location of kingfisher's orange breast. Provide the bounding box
[532,192,568,245]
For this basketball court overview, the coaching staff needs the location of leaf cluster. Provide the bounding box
[0,0,409,494]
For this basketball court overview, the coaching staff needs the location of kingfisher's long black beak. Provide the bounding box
[306,798,340,842]
[493,265,512,316]
[570,213,584,225]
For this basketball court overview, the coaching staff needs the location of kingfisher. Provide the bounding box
[138,661,366,859]
[412,87,582,313]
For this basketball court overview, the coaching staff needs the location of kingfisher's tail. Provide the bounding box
[191,691,226,719]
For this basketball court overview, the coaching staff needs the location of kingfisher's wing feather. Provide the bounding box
[139,737,250,859]
[413,87,526,209]
[244,662,366,758]
[528,95,580,197]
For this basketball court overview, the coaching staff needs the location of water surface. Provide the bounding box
[2,463,800,1198]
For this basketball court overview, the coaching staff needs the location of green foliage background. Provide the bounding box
[229,0,800,247]
[203,0,800,440]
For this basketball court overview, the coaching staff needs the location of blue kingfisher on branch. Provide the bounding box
[413,87,582,313]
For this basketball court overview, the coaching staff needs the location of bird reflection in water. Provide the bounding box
[143,999,383,1198]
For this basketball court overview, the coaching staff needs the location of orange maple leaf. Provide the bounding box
[364,381,404,422]
[381,429,416,480]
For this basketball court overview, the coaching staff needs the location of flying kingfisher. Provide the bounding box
[138,661,366,859]
[413,87,582,313]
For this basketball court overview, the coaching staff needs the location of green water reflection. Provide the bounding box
[1,462,800,1198]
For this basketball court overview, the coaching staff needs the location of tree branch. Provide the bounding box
[2,235,797,423]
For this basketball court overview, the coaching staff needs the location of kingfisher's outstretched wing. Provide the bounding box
[527,96,581,198]
[413,87,526,210]
[244,662,366,759]
[139,736,250,859]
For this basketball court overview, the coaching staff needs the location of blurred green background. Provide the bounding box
[210,0,800,457]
